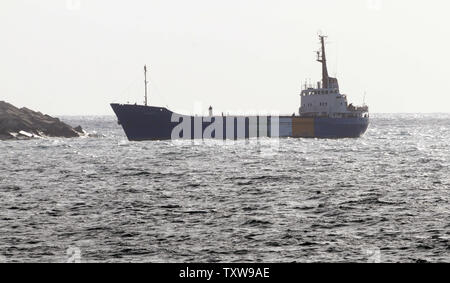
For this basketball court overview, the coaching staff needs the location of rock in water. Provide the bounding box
[0,101,81,140]
[73,125,84,134]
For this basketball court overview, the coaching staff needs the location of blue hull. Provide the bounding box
[314,117,369,138]
[111,104,369,141]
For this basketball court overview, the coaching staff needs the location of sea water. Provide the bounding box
[0,114,448,262]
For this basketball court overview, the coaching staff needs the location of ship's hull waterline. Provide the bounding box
[111,104,369,141]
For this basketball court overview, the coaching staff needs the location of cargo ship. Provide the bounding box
[111,35,369,141]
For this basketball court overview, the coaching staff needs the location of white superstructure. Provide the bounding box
[299,35,368,119]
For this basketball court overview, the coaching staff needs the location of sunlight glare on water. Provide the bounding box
[0,114,448,262]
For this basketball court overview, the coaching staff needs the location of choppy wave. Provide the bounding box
[0,114,449,262]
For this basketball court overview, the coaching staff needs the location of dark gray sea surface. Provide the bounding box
[0,114,449,263]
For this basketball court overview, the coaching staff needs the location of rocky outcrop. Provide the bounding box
[0,101,82,140]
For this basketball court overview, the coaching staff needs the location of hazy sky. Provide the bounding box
[1,0,449,115]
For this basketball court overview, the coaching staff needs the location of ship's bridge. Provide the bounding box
[298,34,369,119]
[299,82,368,118]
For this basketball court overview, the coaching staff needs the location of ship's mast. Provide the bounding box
[144,65,149,106]
[316,35,329,89]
